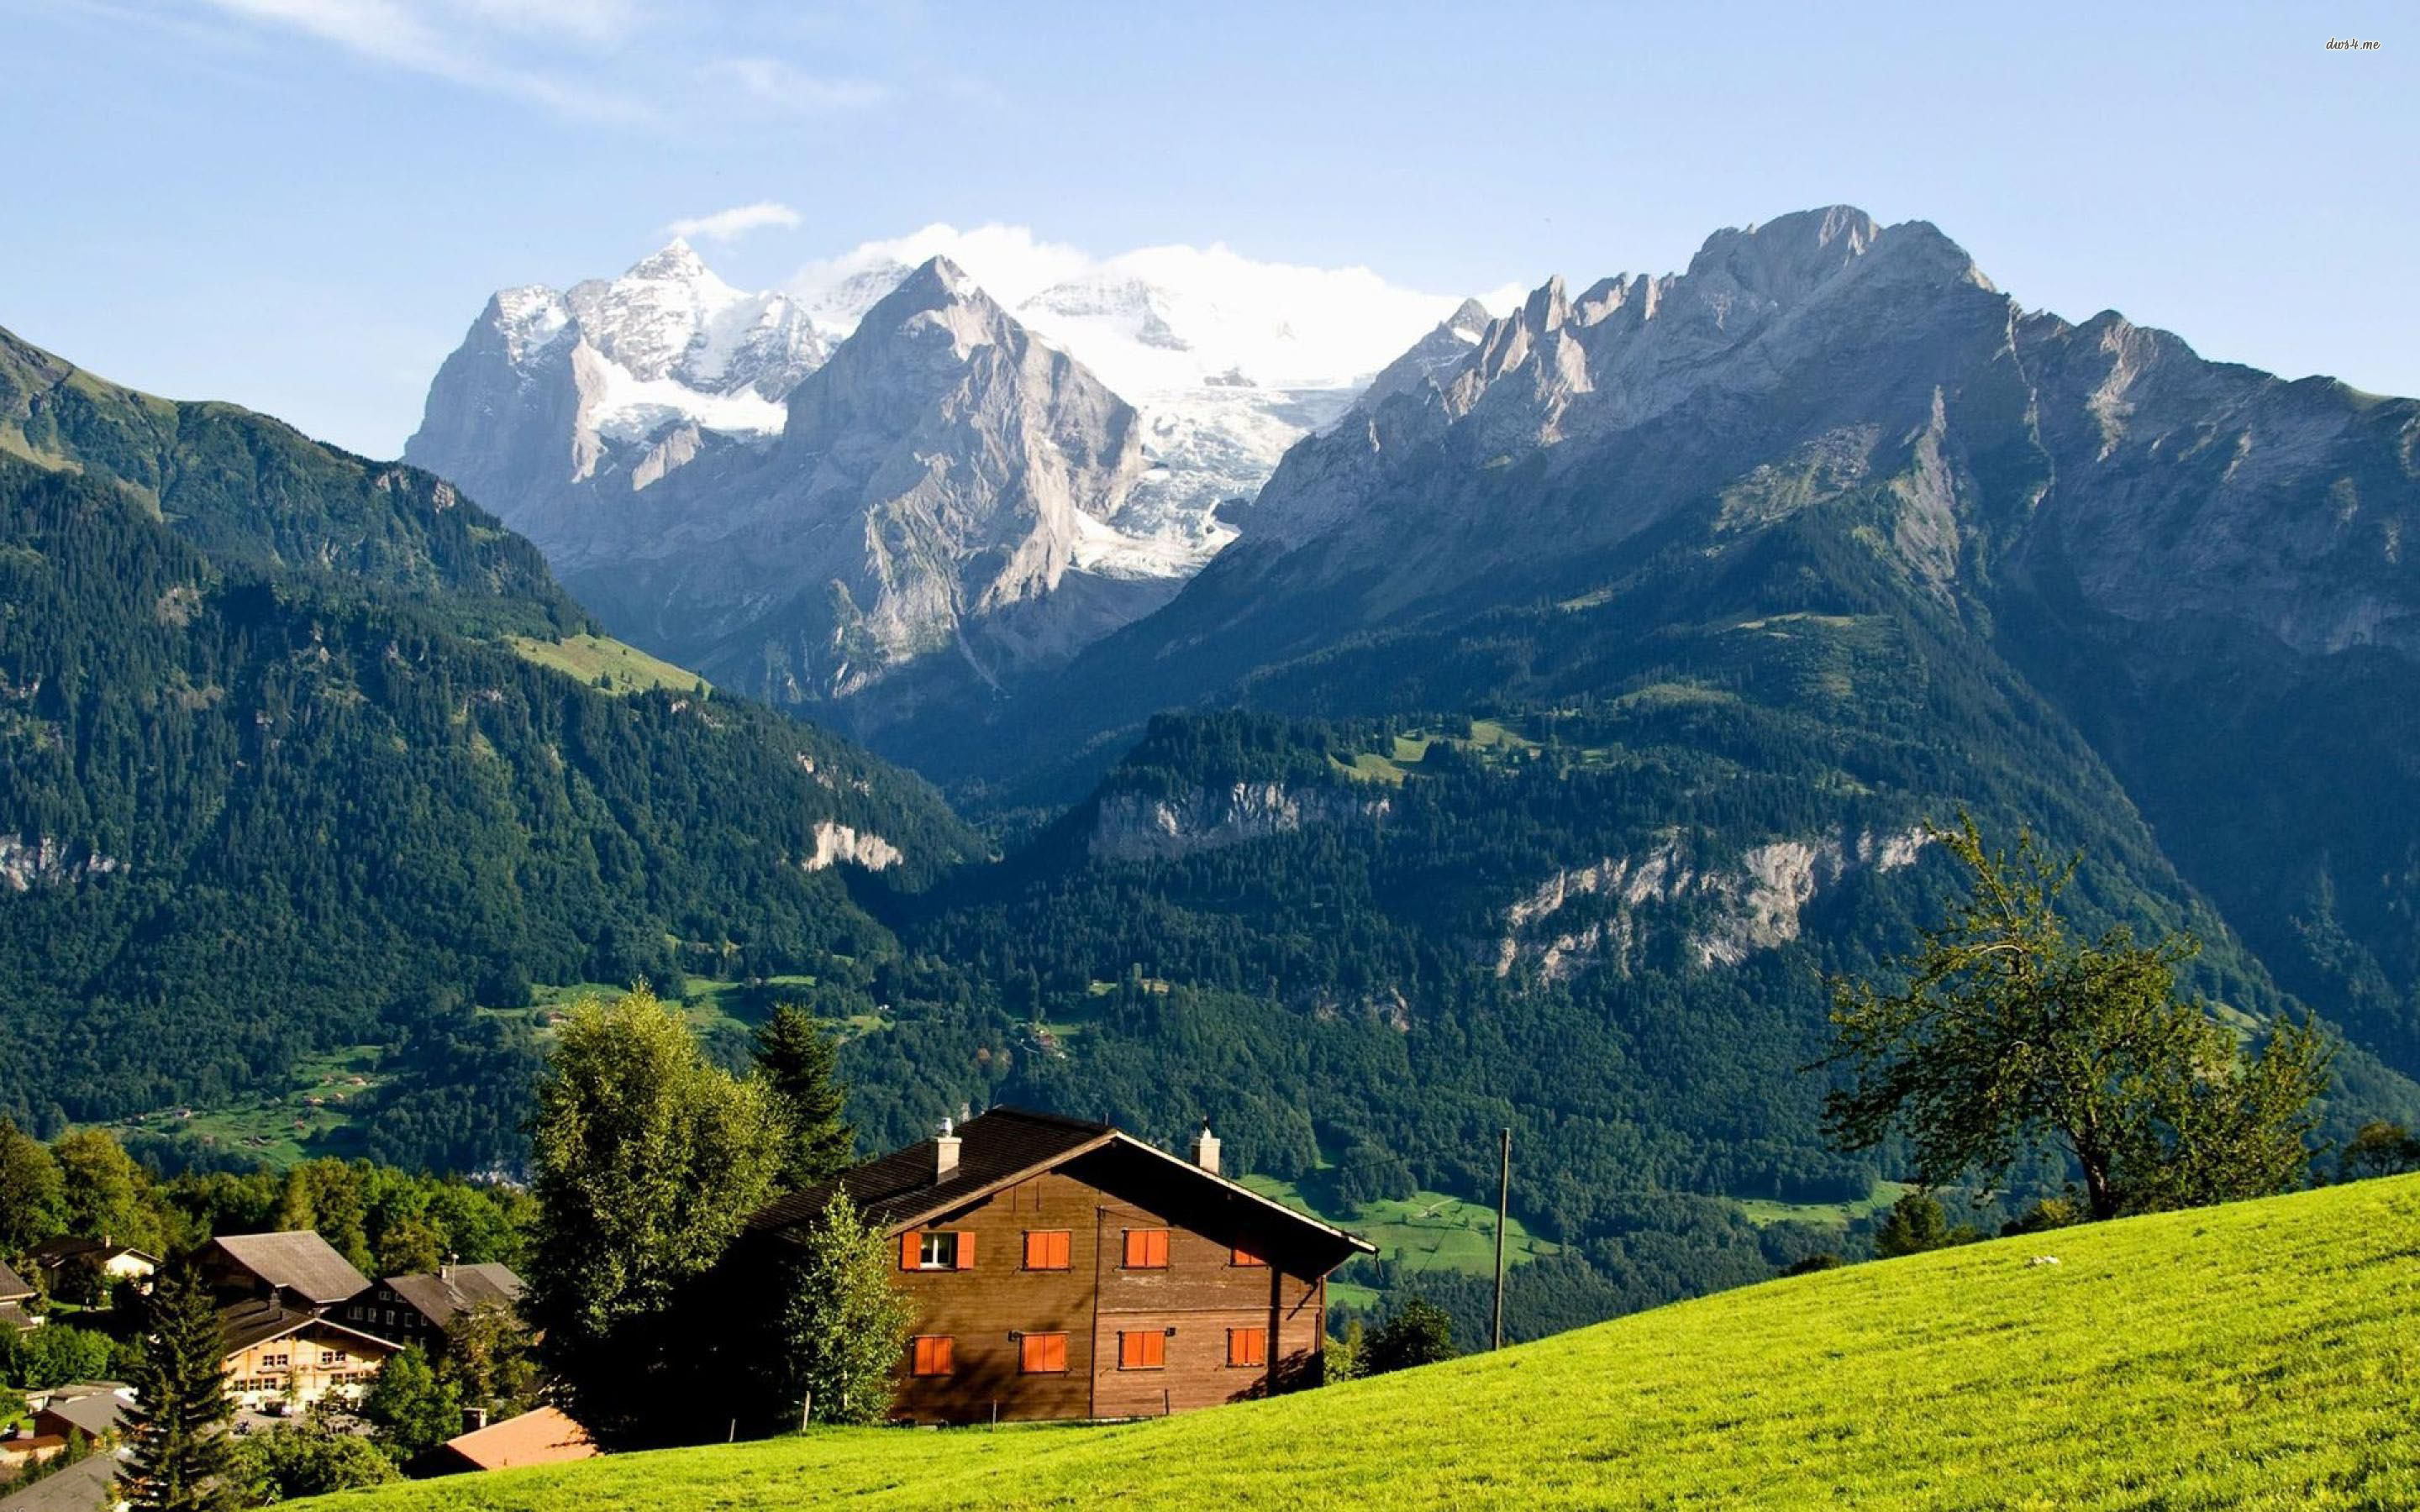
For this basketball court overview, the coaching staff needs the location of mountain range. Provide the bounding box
[6,202,2418,1336]
[404,235,1484,729]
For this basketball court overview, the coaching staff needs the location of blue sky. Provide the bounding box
[4,0,2412,455]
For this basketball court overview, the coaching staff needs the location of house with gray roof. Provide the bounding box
[195,1231,371,1313]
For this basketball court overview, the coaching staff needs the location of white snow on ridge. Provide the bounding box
[481,225,1509,580]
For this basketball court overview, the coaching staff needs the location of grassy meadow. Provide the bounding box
[297,1173,2420,1510]
[507,633,704,696]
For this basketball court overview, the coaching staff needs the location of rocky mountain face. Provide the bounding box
[406,239,821,554]
[408,239,1482,727]
[937,203,2420,1094]
[531,258,1192,725]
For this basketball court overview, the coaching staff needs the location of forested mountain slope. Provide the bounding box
[0,328,976,1170]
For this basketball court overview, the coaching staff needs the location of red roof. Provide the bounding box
[436,1407,596,1473]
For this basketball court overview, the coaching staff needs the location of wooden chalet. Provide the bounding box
[339,1262,523,1357]
[218,1298,400,1412]
[749,1107,1374,1425]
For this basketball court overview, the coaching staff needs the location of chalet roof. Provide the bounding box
[34,1390,127,1438]
[382,1263,522,1328]
[0,1262,32,1301]
[434,1406,595,1472]
[750,1106,1374,1270]
[217,1299,402,1357]
[751,1106,1116,1235]
[24,1237,159,1270]
[0,1303,38,1332]
[204,1231,371,1305]
[0,1450,123,1512]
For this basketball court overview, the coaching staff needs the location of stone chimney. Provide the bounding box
[934,1116,961,1180]
[1192,1120,1220,1176]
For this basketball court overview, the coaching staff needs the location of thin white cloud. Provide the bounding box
[705,56,891,112]
[666,202,803,242]
[189,0,657,120]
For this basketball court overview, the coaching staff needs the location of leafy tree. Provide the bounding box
[0,1119,63,1253]
[1870,1192,1979,1257]
[2002,1196,2081,1236]
[357,1346,460,1462]
[52,1131,164,1255]
[1823,817,2333,1221]
[436,1302,539,1414]
[118,1267,235,1512]
[2,1323,119,1389]
[524,987,782,1448]
[1323,1318,1365,1384]
[1360,1296,1456,1375]
[373,1218,444,1278]
[765,1192,911,1426]
[753,1006,857,1190]
[2338,1121,2420,1182]
[227,1414,397,1504]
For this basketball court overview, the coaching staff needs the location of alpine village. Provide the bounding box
[5,7,2419,1509]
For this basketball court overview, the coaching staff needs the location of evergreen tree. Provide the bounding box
[771,1192,912,1426]
[1823,816,2333,1221]
[752,1005,856,1190]
[525,986,781,1448]
[118,1268,235,1512]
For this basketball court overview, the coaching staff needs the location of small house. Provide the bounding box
[24,1237,159,1292]
[339,1263,523,1357]
[746,1107,1373,1425]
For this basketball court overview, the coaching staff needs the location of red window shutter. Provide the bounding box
[1053,1231,1072,1268]
[1228,1327,1267,1367]
[1021,1332,1067,1373]
[912,1336,955,1376]
[1123,1231,1144,1268]
[1025,1231,1071,1270]
[955,1231,976,1270]
[900,1232,920,1270]
[1232,1246,1267,1267]
[1149,1231,1169,1267]
[1124,1229,1169,1268]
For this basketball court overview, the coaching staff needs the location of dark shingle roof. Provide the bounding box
[25,1237,158,1271]
[0,1262,32,1301]
[217,1298,403,1357]
[384,1263,522,1329]
[750,1106,1114,1235]
[35,1390,127,1438]
[748,1107,1375,1271]
[205,1231,371,1305]
[0,1447,123,1512]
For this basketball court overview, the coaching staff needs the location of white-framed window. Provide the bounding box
[918,1231,959,1269]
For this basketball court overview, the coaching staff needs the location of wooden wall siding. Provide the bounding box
[888,1170,1329,1425]
[222,1326,393,1410]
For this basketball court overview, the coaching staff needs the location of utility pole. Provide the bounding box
[1492,1126,1511,1351]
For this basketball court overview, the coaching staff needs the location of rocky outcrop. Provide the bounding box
[802,821,902,873]
[1089,782,1392,862]
[1495,827,1928,980]
[0,834,120,890]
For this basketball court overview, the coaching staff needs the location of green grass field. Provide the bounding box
[507,633,705,696]
[101,1044,384,1163]
[1728,1179,1913,1229]
[300,1175,2420,1510]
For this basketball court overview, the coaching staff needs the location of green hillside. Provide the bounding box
[304,1176,2420,1510]
[0,328,981,1172]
